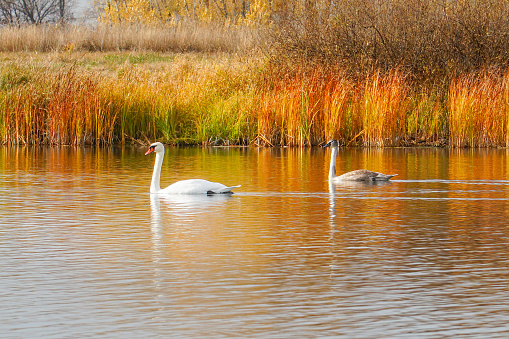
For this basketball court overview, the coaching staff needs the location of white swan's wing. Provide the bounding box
[160,179,240,194]
[373,173,397,181]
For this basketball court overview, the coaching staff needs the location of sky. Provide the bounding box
[74,0,93,20]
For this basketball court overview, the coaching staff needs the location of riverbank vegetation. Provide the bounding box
[2,0,509,147]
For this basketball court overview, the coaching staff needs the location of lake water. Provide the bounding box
[2,146,509,338]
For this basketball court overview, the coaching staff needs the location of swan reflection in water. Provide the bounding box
[327,179,393,225]
[149,193,234,258]
[149,193,234,291]
[327,179,393,276]
[150,194,163,259]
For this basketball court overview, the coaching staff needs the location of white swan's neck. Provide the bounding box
[329,147,338,180]
[151,151,164,193]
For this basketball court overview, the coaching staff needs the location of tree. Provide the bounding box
[0,0,74,25]
[96,0,282,25]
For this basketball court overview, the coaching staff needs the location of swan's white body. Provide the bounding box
[323,140,397,182]
[146,142,240,194]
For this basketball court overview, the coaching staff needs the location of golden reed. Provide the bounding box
[1,57,508,147]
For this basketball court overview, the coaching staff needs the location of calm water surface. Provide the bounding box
[2,146,509,338]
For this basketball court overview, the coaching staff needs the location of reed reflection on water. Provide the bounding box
[1,146,509,338]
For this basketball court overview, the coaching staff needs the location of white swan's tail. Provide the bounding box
[208,185,241,194]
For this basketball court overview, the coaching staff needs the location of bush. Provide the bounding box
[268,0,509,81]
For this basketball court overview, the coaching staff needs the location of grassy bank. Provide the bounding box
[3,1,509,147]
[1,51,509,147]
[0,52,257,145]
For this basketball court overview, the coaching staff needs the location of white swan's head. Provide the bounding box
[323,140,339,149]
[145,142,165,155]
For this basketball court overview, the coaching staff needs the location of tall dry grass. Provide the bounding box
[254,67,509,148]
[4,55,508,147]
[0,53,256,145]
[254,68,436,147]
[449,71,509,147]
[1,67,117,145]
[0,23,261,53]
[361,71,409,146]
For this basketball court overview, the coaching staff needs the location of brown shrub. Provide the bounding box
[267,0,509,82]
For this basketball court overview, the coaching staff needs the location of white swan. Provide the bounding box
[145,142,240,194]
[323,140,397,182]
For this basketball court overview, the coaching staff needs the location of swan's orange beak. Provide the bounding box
[145,147,155,155]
